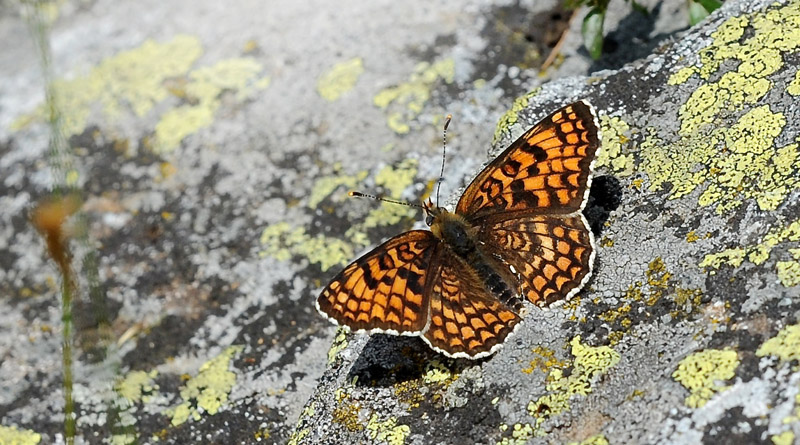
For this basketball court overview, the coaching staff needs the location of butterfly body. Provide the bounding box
[317,101,601,359]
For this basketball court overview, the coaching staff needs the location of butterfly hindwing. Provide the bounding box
[316,230,439,334]
[421,250,522,359]
[456,101,600,219]
[478,213,595,306]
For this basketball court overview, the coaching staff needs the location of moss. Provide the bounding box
[167,345,244,426]
[672,348,739,408]
[756,322,800,364]
[317,58,364,102]
[373,59,454,134]
[366,414,410,445]
[0,426,41,445]
[643,3,800,215]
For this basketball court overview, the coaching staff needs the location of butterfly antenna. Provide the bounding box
[348,191,423,209]
[436,114,452,206]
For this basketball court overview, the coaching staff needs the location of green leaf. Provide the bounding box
[688,1,709,25]
[695,0,723,13]
[582,7,605,60]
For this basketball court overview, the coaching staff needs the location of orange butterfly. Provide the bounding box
[317,101,601,359]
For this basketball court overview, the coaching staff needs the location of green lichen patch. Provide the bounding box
[154,57,269,153]
[492,88,541,145]
[373,59,455,134]
[756,322,800,364]
[700,218,800,286]
[309,168,369,208]
[12,35,270,154]
[167,345,244,426]
[568,434,610,445]
[366,414,410,445]
[116,369,159,405]
[497,423,535,445]
[644,2,800,214]
[259,221,354,272]
[595,115,635,176]
[327,328,349,363]
[772,431,796,445]
[672,348,739,408]
[317,57,364,102]
[0,425,41,445]
[525,337,620,436]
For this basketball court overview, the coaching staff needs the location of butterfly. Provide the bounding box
[316,101,601,359]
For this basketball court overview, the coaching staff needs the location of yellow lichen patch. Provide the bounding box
[643,3,800,214]
[596,115,634,176]
[526,337,620,434]
[0,425,41,445]
[347,158,420,234]
[317,57,364,102]
[373,59,455,134]
[493,88,541,145]
[13,35,202,136]
[422,360,456,385]
[788,70,800,96]
[756,322,800,364]
[568,434,610,445]
[772,431,796,445]
[288,401,316,445]
[672,348,739,408]
[701,218,800,281]
[366,414,410,445]
[776,259,800,287]
[309,169,369,208]
[327,328,349,363]
[168,345,244,426]
[259,222,353,272]
[116,370,158,405]
[154,57,268,153]
[498,423,535,445]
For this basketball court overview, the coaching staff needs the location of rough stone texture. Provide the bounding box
[0,0,798,445]
[296,0,800,444]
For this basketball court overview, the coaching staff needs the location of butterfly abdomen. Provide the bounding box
[432,211,522,312]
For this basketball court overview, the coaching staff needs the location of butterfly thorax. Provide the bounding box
[426,205,523,312]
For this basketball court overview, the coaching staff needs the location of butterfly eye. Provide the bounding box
[425,215,434,226]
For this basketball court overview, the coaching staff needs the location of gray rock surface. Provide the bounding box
[1,0,798,444]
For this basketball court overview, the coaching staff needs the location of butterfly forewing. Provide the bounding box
[456,101,599,220]
[317,230,439,334]
[479,214,595,306]
[421,251,522,359]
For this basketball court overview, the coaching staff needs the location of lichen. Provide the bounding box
[374,59,455,134]
[366,414,410,445]
[309,168,369,208]
[756,322,800,364]
[0,425,41,445]
[568,434,610,445]
[493,88,541,145]
[167,345,244,426]
[700,218,800,283]
[327,328,349,363]
[596,115,635,176]
[642,2,800,215]
[672,348,739,408]
[317,58,364,102]
[526,337,620,435]
[259,222,354,272]
[497,423,534,445]
[116,369,158,404]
